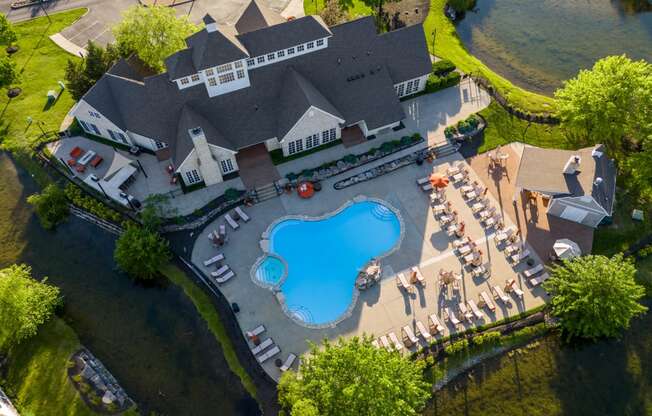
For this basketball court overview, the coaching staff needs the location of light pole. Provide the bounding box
[431,29,437,57]
[40,0,52,24]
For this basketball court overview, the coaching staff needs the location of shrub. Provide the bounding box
[114,224,170,280]
[342,154,357,164]
[447,0,476,13]
[300,168,315,178]
[64,184,123,223]
[444,338,469,355]
[27,184,70,230]
[224,187,241,202]
[432,59,456,76]
[471,331,502,347]
[444,126,457,138]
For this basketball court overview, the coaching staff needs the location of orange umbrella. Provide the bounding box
[429,173,450,188]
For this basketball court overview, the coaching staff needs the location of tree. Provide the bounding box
[320,0,346,26]
[27,184,70,230]
[623,134,652,202]
[0,264,61,349]
[0,13,17,46]
[554,55,652,156]
[65,41,120,101]
[0,56,17,89]
[278,336,430,416]
[114,224,170,279]
[544,254,647,339]
[112,5,198,72]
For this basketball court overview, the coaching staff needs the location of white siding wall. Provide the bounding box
[363,120,401,137]
[176,144,240,187]
[73,100,133,146]
[127,131,161,152]
[394,74,429,98]
[547,197,607,228]
[173,59,251,98]
[280,107,342,156]
[245,37,329,71]
[176,149,203,186]
[265,137,281,151]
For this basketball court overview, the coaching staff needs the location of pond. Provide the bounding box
[455,0,652,94]
[426,304,652,415]
[0,153,258,416]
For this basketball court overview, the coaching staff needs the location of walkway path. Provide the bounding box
[49,32,87,56]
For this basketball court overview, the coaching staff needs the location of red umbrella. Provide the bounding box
[429,173,450,188]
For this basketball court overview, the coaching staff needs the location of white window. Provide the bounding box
[329,128,336,141]
[277,50,285,58]
[220,158,235,173]
[287,47,295,55]
[236,69,245,79]
[247,58,255,67]
[79,120,90,132]
[234,61,243,69]
[306,134,319,149]
[307,41,314,49]
[297,44,305,52]
[217,63,233,73]
[316,38,324,46]
[191,74,200,82]
[406,80,414,94]
[288,139,304,155]
[208,77,218,86]
[322,128,336,143]
[155,140,166,149]
[397,83,405,97]
[180,77,190,85]
[267,53,275,61]
[219,73,235,84]
[257,56,265,64]
[185,169,201,184]
[90,123,101,135]
[413,78,420,91]
[205,68,214,76]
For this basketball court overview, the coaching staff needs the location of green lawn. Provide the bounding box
[304,0,373,19]
[159,263,258,400]
[0,9,86,152]
[593,191,652,256]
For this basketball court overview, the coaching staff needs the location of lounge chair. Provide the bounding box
[257,345,281,363]
[429,190,446,203]
[471,198,488,214]
[483,214,502,228]
[453,237,471,249]
[451,169,468,183]
[211,265,230,277]
[523,264,544,278]
[458,302,473,321]
[428,314,445,335]
[421,183,433,192]
[219,224,227,237]
[463,252,481,265]
[396,273,412,291]
[416,176,429,185]
[494,227,515,245]
[471,262,490,278]
[411,266,426,287]
[432,203,450,216]
[530,272,550,287]
[203,253,224,267]
[510,249,531,264]
[439,213,456,225]
[215,271,235,284]
[379,335,392,350]
[416,320,432,341]
[505,243,522,255]
[445,308,461,326]
[460,184,474,194]
[388,332,404,352]
[251,338,274,355]
[235,206,250,222]
[479,291,496,311]
[468,299,484,320]
[280,353,297,372]
[371,339,380,348]
[457,243,475,256]
[246,325,265,339]
[401,326,419,347]
[512,286,524,299]
[225,214,239,230]
[492,285,511,304]
[446,163,463,176]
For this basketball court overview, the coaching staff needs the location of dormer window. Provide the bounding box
[191,74,200,82]
[307,41,314,49]
[247,58,255,67]
[236,69,245,79]
[180,77,190,85]
[234,61,243,69]
[287,47,295,55]
[297,45,305,52]
[205,68,214,76]
[208,77,217,86]
[277,50,285,58]
[257,56,265,64]
[217,63,233,73]
[316,38,324,46]
[219,73,235,84]
[267,53,275,61]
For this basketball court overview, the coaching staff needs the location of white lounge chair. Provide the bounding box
[416,320,432,341]
[421,183,433,192]
[479,206,496,221]
[371,339,380,348]
[402,325,419,347]
[512,286,524,299]
[446,308,461,326]
[203,253,224,267]
[411,266,426,287]
[416,176,429,185]
[446,162,463,177]
[524,264,544,278]
[468,299,484,320]
[280,353,297,372]
[211,265,230,277]
[235,206,250,222]
[428,314,445,334]
[471,263,490,278]
[225,213,239,230]
[219,224,227,237]
[215,271,235,284]
[251,338,273,355]
[388,332,403,352]
[452,170,468,183]
[246,325,265,339]
[492,285,511,304]
[432,203,450,216]
[458,302,473,321]
[510,249,531,264]
[505,243,522,255]
[379,335,392,350]
[494,227,515,245]
[530,272,550,287]
[471,198,488,214]
[483,214,502,228]
[257,345,281,363]
[396,273,412,291]
[479,291,496,312]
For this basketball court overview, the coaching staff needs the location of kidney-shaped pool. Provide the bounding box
[256,200,402,326]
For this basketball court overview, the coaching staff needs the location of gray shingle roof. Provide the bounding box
[186,26,249,72]
[235,0,286,34]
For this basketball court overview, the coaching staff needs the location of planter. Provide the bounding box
[313,181,322,192]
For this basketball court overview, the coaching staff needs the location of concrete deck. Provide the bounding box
[191,151,548,380]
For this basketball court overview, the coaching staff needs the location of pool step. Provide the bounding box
[287,305,315,324]
[432,141,459,159]
[371,203,396,221]
[253,182,280,203]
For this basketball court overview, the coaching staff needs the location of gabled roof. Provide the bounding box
[235,0,286,34]
[185,25,249,71]
[174,104,233,162]
[165,48,197,80]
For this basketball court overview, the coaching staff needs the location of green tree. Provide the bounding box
[0,264,61,349]
[278,336,430,416]
[0,13,17,46]
[112,5,198,72]
[114,224,170,279]
[544,254,647,339]
[554,55,652,156]
[27,184,70,230]
[0,56,17,89]
[319,0,346,26]
[65,41,120,100]
[623,134,652,202]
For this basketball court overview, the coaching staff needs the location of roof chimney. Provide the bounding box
[563,155,581,174]
[594,177,603,187]
[203,14,218,33]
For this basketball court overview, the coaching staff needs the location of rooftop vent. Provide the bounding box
[203,14,218,33]
[562,155,581,174]
[594,177,603,187]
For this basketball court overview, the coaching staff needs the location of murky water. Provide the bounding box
[0,153,258,416]
[455,0,652,94]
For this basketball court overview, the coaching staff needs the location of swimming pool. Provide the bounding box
[258,200,402,326]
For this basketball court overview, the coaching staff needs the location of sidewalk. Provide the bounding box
[50,32,88,57]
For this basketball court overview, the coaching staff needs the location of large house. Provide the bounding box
[71,0,432,188]
[515,144,617,228]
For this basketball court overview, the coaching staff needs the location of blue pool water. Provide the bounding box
[268,201,401,325]
[255,256,286,285]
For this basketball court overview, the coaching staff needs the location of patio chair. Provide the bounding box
[505,243,522,255]
[468,299,484,320]
[215,271,235,284]
[471,198,489,213]
[251,338,274,355]
[457,242,476,256]
[483,214,502,228]
[211,265,230,277]
[452,236,472,249]
[492,285,511,304]
[396,273,412,292]
[446,162,463,177]
[416,176,429,186]
[379,335,392,350]
[530,272,550,287]
[411,266,426,287]
[439,212,456,225]
[451,169,468,183]
[90,155,103,168]
[494,227,515,245]
[523,264,544,278]
[280,353,297,372]
[388,332,404,352]
[257,345,281,363]
[432,202,451,216]
[203,253,224,267]
[246,325,266,340]
[235,206,250,222]
[401,326,419,347]
[421,183,433,192]
[479,206,496,221]
[416,320,432,341]
[479,291,496,312]
[458,302,473,321]
[510,249,531,264]
[225,213,239,230]
[460,183,475,194]
[445,308,461,326]
[69,146,84,158]
[471,262,490,278]
[371,339,380,349]
[428,313,445,334]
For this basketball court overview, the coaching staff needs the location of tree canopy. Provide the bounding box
[112,5,198,72]
[0,56,17,89]
[0,264,61,349]
[554,55,652,156]
[0,13,17,46]
[544,254,647,339]
[65,41,120,101]
[319,0,346,26]
[114,223,170,280]
[27,184,70,230]
[278,336,430,416]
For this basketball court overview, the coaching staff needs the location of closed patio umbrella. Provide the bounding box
[553,239,581,259]
[429,173,450,188]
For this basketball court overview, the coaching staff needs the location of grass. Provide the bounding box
[593,191,652,256]
[0,9,86,152]
[304,0,373,19]
[476,102,567,153]
[636,256,652,296]
[422,0,555,113]
[159,263,258,400]
[1,318,136,416]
